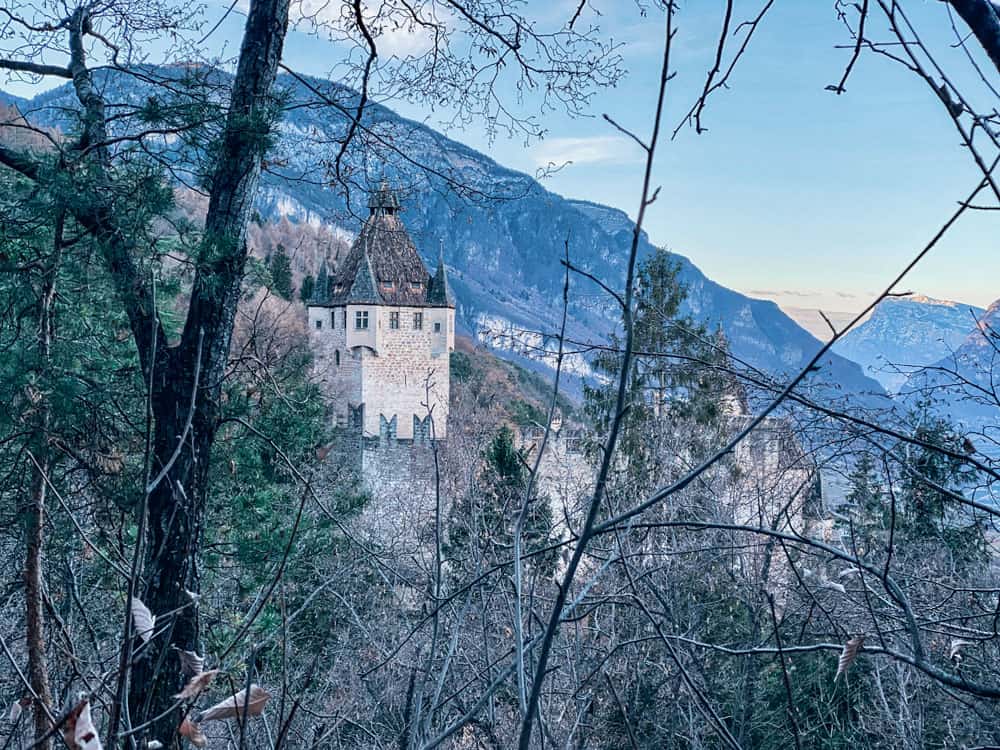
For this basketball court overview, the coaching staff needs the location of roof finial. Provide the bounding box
[368,179,401,216]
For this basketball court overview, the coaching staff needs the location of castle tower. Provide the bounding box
[307,183,455,469]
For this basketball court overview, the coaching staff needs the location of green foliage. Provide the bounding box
[450,350,475,383]
[446,426,557,576]
[584,247,728,476]
[896,406,985,563]
[269,243,294,299]
[751,652,878,750]
[508,399,546,427]
[299,273,315,302]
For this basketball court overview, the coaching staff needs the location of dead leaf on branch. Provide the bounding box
[175,669,219,701]
[179,717,207,748]
[131,597,156,643]
[64,699,102,750]
[62,698,87,749]
[175,648,206,677]
[7,697,30,723]
[198,685,271,722]
[950,638,975,662]
[835,635,864,681]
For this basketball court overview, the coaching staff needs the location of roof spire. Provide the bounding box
[427,242,455,307]
[346,246,383,304]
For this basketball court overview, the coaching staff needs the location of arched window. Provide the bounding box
[335,349,341,366]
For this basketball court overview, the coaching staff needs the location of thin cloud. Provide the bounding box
[531,135,645,169]
[749,289,814,298]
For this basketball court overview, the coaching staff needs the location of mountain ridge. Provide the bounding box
[1,67,886,402]
[833,295,985,393]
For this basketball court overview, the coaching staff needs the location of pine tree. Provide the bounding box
[584,247,727,480]
[270,242,294,299]
[447,426,556,576]
[300,273,315,302]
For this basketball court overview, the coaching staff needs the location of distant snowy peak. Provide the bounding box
[902,294,962,307]
[833,294,986,392]
[896,297,999,431]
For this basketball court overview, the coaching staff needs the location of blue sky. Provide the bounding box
[5,0,996,314]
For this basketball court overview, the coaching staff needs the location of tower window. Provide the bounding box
[342,310,347,328]
[389,311,400,329]
[335,349,340,366]
[434,321,442,333]
[413,312,423,330]
[315,319,322,330]
[382,281,395,293]
[330,310,335,327]
[355,310,369,330]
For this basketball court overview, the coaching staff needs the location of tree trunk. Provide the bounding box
[126,0,290,742]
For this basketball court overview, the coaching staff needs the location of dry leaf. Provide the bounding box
[7,697,28,723]
[145,742,163,750]
[62,698,88,749]
[838,567,861,579]
[74,700,103,750]
[199,685,271,722]
[835,636,864,681]
[174,669,219,701]
[95,449,124,475]
[950,638,974,662]
[175,648,205,677]
[131,597,156,643]
[179,718,207,748]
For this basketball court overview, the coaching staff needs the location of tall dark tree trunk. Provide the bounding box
[126,0,291,742]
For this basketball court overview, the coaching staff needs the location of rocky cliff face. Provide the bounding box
[834,296,985,392]
[4,67,885,402]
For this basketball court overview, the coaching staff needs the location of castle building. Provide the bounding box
[307,184,455,494]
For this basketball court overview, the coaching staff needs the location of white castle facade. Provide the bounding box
[307,184,455,495]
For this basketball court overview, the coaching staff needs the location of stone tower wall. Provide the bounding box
[307,303,454,439]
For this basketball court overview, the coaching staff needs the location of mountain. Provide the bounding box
[2,67,886,403]
[898,299,999,435]
[833,295,985,393]
[0,90,25,107]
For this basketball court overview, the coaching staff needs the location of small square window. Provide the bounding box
[413,312,423,330]
[389,312,400,329]
[434,321,442,333]
[315,319,322,330]
[355,310,369,330]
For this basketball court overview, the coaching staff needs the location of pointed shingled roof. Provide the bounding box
[318,183,453,308]
[427,249,455,307]
[346,248,383,304]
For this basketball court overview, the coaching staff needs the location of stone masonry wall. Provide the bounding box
[308,301,453,442]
